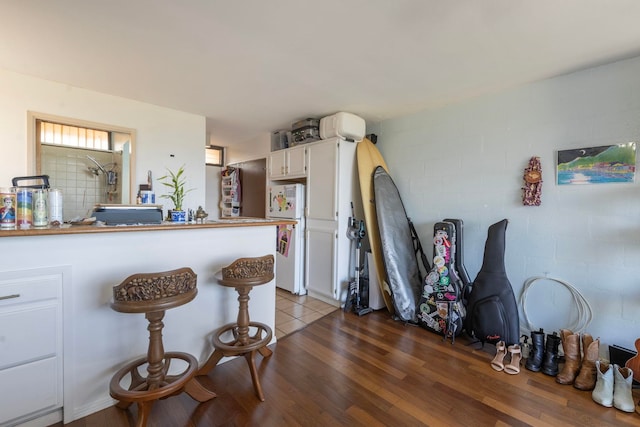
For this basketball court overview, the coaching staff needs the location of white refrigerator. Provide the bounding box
[267,183,306,295]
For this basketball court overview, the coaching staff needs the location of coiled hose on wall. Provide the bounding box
[519,275,593,336]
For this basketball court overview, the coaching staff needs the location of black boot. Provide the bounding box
[542,331,561,376]
[525,328,545,372]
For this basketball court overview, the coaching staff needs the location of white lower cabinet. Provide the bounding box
[0,269,64,427]
[1,357,59,424]
[305,225,338,301]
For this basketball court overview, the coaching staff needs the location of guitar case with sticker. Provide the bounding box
[373,166,421,323]
[464,219,520,345]
[417,221,466,341]
[443,218,472,303]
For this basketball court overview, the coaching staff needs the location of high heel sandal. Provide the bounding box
[504,344,522,375]
[491,341,507,371]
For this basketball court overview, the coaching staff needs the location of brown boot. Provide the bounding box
[574,334,599,390]
[556,329,581,384]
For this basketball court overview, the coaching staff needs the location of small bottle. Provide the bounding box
[16,188,33,229]
[32,189,48,228]
[48,189,63,225]
[0,188,16,229]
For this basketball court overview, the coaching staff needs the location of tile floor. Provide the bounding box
[275,287,339,339]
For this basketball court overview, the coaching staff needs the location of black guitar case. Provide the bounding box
[417,221,466,342]
[464,219,520,345]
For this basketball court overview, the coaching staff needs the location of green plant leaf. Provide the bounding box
[157,164,194,211]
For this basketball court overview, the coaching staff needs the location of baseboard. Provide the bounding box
[13,409,61,427]
[68,397,115,423]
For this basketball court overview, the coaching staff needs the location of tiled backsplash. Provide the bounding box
[40,145,122,221]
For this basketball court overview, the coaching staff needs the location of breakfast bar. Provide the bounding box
[0,219,292,426]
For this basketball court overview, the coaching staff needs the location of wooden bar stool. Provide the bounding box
[197,255,274,401]
[109,267,216,427]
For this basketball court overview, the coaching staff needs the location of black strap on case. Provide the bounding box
[408,219,431,276]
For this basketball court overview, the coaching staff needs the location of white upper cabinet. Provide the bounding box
[268,145,307,180]
[306,140,338,221]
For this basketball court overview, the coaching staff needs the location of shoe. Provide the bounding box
[574,335,599,390]
[556,329,581,385]
[491,341,507,371]
[504,344,522,375]
[613,365,635,412]
[525,328,545,372]
[592,361,613,407]
[542,331,561,376]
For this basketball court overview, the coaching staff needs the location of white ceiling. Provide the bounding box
[2,0,640,146]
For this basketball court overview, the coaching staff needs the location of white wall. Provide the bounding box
[226,132,271,165]
[0,68,207,212]
[377,56,640,352]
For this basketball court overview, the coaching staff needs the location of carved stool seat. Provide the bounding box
[109,267,215,427]
[197,255,274,401]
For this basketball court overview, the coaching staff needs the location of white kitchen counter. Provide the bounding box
[0,220,287,424]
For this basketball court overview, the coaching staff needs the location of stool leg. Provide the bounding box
[235,286,252,345]
[136,401,154,427]
[197,349,225,376]
[129,365,146,391]
[258,345,273,358]
[145,311,166,388]
[184,377,217,401]
[245,350,265,401]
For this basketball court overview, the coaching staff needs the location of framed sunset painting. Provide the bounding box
[557,142,636,185]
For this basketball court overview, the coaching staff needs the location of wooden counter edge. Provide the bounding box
[0,218,297,238]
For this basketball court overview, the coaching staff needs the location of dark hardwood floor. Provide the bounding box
[54,310,640,426]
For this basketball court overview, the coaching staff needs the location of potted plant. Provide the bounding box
[158,165,193,223]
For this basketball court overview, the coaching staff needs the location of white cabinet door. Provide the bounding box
[305,224,337,301]
[287,145,307,177]
[0,357,59,425]
[306,140,337,221]
[0,268,64,427]
[0,305,58,369]
[268,145,307,180]
[268,150,287,180]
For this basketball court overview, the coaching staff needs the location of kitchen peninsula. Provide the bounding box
[0,219,292,426]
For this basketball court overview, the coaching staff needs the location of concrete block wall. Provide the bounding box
[377,55,640,352]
